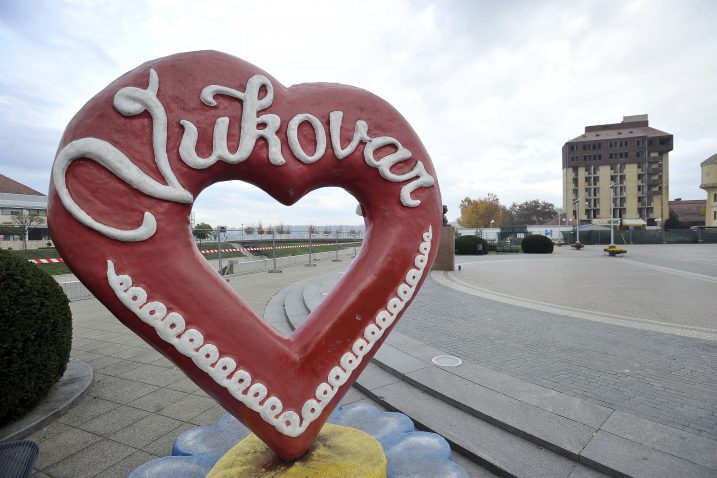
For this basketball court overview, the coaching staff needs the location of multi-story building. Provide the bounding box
[700,154,717,227]
[0,174,49,248]
[562,115,673,227]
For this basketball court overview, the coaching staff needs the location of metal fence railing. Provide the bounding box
[561,228,717,245]
[56,246,361,302]
[57,280,93,301]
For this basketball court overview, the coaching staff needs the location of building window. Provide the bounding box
[714,193,716,203]
[1,208,23,216]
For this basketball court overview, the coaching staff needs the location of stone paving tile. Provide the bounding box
[33,426,102,470]
[81,353,124,370]
[156,393,217,420]
[191,388,211,399]
[189,404,227,425]
[26,420,71,443]
[165,376,201,393]
[43,438,135,478]
[104,380,160,405]
[108,345,149,360]
[96,342,133,356]
[98,450,158,478]
[130,349,167,365]
[96,359,144,377]
[79,340,115,354]
[601,410,717,471]
[131,387,188,413]
[79,404,150,435]
[57,396,120,427]
[117,363,168,382]
[141,368,188,387]
[112,414,184,448]
[142,422,195,457]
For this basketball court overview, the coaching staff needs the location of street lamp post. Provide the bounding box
[573,197,581,244]
[490,219,495,243]
[609,182,616,247]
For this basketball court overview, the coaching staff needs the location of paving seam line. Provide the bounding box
[432,271,717,342]
[620,258,717,282]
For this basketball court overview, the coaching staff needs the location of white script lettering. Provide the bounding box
[53,70,435,242]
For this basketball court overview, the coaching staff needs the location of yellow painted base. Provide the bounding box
[206,423,387,478]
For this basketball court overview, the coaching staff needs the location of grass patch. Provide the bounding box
[195,241,245,260]
[249,242,357,258]
[4,248,71,276]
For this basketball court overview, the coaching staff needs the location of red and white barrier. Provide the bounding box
[28,242,362,263]
[28,258,65,264]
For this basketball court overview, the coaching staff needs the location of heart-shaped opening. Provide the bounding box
[189,182,366,327]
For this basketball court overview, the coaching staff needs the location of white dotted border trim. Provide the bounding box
[107,226,431,437]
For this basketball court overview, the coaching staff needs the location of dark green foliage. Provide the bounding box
[0,249,72,425]
[520,234,554,254]
[455,235,489,255]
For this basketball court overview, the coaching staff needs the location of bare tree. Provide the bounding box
[11,212,46,250]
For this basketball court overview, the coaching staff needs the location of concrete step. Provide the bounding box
[354,364,591,478]
[271,274,717,478]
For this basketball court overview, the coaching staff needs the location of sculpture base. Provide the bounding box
[207,424,386,478]
[431,226,456,271]
[128,403,468,478]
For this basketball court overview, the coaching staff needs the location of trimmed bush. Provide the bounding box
[520,234,554,254]
[455,235,489,255]
[0,249,72,425]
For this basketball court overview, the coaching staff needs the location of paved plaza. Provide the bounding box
[426,244,717,440]
[19,243,717,477]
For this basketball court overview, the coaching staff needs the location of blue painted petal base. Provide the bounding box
[129,403,467,478]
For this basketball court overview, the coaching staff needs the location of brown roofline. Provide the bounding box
[0,174,45,196]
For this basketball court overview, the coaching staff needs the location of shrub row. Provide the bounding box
[0,249,72,425]
[520,234,554,254]
[455,235,489,255]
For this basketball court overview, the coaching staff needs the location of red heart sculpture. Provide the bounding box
[48,51,441,460]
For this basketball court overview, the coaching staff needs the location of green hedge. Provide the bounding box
[520,234,554,254]
[0,249,72,425]
[455,235,489,255]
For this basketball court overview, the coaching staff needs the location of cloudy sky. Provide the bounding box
[1,0,716,227]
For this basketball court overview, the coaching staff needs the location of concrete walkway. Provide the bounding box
[24,244,717,477]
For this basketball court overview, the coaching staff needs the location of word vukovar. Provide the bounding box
[53,70,435,242]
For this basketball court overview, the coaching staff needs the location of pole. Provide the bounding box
[217,227,223,274]
[610,182,615,247]
[573,197,581,244]
[269,228,281,273]
[333,229,342,262]
[306,228,316,267]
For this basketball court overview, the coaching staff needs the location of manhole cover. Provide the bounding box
[431,355,463,367]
